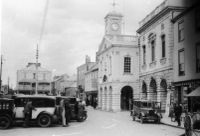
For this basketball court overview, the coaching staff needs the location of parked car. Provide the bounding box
[131,100,162,124]
[13,95,58,127]
[56,96,87,122]
[0,98,14,129]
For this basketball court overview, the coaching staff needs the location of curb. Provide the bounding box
[161,122,200,133]
[161,122,184,129]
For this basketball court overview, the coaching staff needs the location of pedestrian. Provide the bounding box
[174,103,182,126]
[23,101,36,127]
[60,99,67,127]
[93,98,97,109]
[65,100,71,126]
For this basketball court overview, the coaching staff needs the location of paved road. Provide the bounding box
[1,107,184,136]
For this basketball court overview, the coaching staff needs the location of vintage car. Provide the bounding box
[0,98,15,129]
[131,100,162,124]
[56,96,87,122]
[13,95,58,127]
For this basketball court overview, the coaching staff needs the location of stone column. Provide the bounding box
[98,89,102,109]
[104,90,107,110]
[102,90,105,110]
[109,90,113,111]
[112,92,121,112]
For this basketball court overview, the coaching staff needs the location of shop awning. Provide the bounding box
[187,87,200,97]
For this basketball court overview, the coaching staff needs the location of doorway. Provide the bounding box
[121,86,133,110]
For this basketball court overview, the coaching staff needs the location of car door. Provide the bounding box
[14,98,26,119]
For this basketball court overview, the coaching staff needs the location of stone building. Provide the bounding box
[16,63,52,94]
[137,0,185,115]
[97,10,139,112]
[85,63,98,106]
[77,55,96,92]
[172,1,200,111]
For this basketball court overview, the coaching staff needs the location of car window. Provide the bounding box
[32,98,55,107]
[15,98,27,107]
[69,98,76,104]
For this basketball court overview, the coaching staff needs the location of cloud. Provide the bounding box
[2,0,163,87]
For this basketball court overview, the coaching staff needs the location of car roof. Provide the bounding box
[14,94,56,99]
[0,98,14,101]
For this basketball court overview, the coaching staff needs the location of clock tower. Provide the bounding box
[104,11,123,35]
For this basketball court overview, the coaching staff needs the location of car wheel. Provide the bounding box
[132,116,135,121]
[140,117,144,124]
[157,118,160,124]
[0,116,11,129]
[37,114,51,127]
[77,114,87,122]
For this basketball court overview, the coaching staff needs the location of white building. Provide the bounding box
[16,63,52,94]
[137,0,185,115]
[97,11,139,112]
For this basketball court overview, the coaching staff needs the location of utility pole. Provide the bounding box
[0,55,3,92]
[7,77,10,94]
[35,44,39,94]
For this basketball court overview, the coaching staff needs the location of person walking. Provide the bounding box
[23,101,36,127]
[174,103,182,126]
[65,100,71,126]
[60,99,66,127]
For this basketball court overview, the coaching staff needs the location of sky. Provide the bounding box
[1,0,163,88]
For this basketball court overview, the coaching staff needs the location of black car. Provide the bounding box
[0,98,14,129]
[56,96,87,122]
[131,100,162,124]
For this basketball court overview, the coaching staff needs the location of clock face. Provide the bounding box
[111,23,119,31]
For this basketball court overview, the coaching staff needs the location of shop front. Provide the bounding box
[85,91,98,108]
[173,79,200,112]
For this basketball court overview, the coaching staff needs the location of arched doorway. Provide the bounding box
[121,86,133,110]
[142,81,147,100]
[160,79,167,111]
[104,87,107,110]
[149,77,157,101]
[100,87,102,108]
[109,86,112,111]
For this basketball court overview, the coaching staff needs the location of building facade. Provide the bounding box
[97,11,139,112]
[16,63,52,94]
[77,56,96,92]
[53,74,77,97]
[85,63,98,106]
[137,0,185,115]
[172,1,200,112]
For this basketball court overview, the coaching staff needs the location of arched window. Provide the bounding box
[148,33,156,62]
[103,75,107,82]
[161,35,166,58]
[142,81,147,93]
[142,45,146,64]
[151,41,155,62]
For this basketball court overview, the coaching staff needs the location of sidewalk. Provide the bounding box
[161,114,184,129]
[161,114,200,134]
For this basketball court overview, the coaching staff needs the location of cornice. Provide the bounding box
[137,6,185,34]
